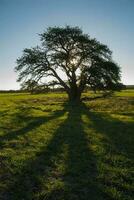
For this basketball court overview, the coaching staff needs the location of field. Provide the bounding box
[0,90,134,200]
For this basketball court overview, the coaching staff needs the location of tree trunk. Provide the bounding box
[68,88,81,103]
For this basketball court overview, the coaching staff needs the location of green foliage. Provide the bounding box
[15,26,122,101]
[0,91,134,199]
[88,61,121,91]
[21,79,39,94]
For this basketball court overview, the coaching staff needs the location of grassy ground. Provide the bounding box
[0,90,134,200]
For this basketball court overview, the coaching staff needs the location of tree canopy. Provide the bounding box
[15,26,122,101]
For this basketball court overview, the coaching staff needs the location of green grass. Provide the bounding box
[0,90,134,200]
[115,89,134,97]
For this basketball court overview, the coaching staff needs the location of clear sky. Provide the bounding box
[0,0,134,90]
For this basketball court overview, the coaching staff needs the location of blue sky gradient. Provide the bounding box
[0,0,134,89]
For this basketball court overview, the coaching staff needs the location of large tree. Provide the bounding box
[15,26,121,102]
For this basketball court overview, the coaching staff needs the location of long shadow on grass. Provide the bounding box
[3,103,134,200]
[85,110,134,160]
[0,106,65,149]
[83,109,134,199]
[4,103,106,200]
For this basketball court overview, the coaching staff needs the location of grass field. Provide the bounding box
[0,90,134,200]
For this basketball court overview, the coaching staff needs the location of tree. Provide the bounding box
[21,79,39,94]
[15,26,121,102]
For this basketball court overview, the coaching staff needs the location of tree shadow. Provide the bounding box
[0,106,65,149]
[82,108,134,199]
[85,110,134,160]
[2,103,133,200]
[4,103,107,200]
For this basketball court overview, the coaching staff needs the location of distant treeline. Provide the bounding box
[0,88,65,93]
[0,85,134,93]
[0,90,24,93]
[126,85,134,89]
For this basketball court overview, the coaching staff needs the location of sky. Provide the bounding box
[0,0,134,90]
